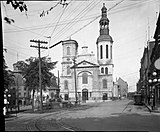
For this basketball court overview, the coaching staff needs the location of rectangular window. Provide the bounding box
[90,92,92,97]
[106,45,108,58]
[103,79,107,89]
[64,80,68,89]
[64,94,69,100]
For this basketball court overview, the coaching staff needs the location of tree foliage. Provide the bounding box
[4,0,28,24]
[3,49,15,91]
[6,0,27,12]
[40,0,69,17]
[15,56,58,92]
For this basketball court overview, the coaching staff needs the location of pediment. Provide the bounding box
[71,60,99,68]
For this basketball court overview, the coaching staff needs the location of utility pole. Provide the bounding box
[58,70,60,97]
[30,40,48,113]
[73,57,77,104]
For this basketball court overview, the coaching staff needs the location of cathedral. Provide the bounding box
[60,3,114,102]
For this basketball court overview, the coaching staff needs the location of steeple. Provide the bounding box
[97,3,113,44]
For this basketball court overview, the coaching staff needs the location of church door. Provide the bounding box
[82,89,88,101]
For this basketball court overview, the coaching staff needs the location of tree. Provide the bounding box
[4,0,28,24]
[14,56,57,111]
[3,49,15,91]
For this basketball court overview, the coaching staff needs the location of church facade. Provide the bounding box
[60,4,114,102]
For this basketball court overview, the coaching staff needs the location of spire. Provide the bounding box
[101,3,107,17]
[96,3,113,43]
[99,3,109,35]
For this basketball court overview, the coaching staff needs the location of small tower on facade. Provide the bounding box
[61,40,78,76]
[96,3,114,99]
[60,40,78,100]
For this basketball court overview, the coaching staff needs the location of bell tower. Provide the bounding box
[61,39,78,76]
[96,3,113,75]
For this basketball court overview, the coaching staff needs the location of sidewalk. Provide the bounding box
[4,105,32,121]
[144,102,160,113]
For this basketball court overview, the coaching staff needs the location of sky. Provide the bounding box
[2,0,160,92]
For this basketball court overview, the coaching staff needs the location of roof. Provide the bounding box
[154,12,160,39]
[62,39,78,47]
[96,35,113,43]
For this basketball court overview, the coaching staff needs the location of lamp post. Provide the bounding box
[4,89,11,115]
[148,71,160,110]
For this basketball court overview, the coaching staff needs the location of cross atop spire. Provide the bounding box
[101,3,107,15]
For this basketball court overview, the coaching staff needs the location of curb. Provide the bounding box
[143,103,160,113]
[143,103,152,113]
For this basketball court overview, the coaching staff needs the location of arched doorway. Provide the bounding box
[82,89,88,101]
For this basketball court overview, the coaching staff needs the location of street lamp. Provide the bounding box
[148,71,160,110]
[4,89,11,115]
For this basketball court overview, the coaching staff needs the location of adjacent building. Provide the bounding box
[117,77,128,99]
[12,63,30,105]
[137,12,160,108]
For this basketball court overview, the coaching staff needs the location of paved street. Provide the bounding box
[61,100,160,131]
[5,99,160,131]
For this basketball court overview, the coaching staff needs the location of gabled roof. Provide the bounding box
[71,60,99,69]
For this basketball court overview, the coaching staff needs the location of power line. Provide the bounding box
[53,0,124,41]
[52,0,100,42]
[50,5,67,38]
[62,0,155,41]
[32,1,71,42]
[4,0,156,35]
[4,23,49,38]
[4,15,98,33]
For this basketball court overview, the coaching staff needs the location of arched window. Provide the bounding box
[103,79,107,88]
[64,80,68,89]
[100,45,103,59]
[67,47,70,55]
[106,45,108,58]
[82,73,88,84]
[105,67,108,75]
[110,45,112,59]
[67,65,71,75]
[101,67,104,74]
